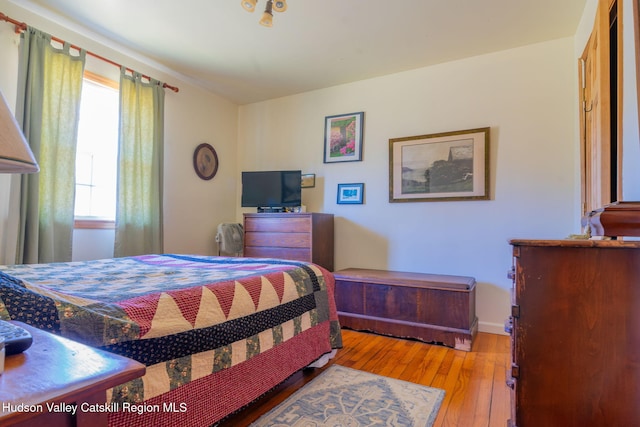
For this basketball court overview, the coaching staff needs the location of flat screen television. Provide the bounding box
[241,170,302,210]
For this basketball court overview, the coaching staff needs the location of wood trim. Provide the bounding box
[74,219,115,229]
[598,0,613,207]
[614,0,624,201]
[579,55,587,215]
[83,70,118,89]
[634,0,640,160]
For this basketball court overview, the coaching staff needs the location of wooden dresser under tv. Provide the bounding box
[243,213,334,271]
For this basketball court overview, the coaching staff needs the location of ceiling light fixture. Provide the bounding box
[241,0,287,27]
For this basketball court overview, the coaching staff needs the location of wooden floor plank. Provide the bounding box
[219,330,510,427]
[359,334,409,373]
[470,344,498,427]
[433,348,469,427]
[338,333,386,369]
[396,342,436,382]
[386,338,430,378]
[408,344,450,386]
[375,337,421,377]
[489,342,511,427]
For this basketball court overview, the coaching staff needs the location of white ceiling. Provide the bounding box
[13,0,587,105]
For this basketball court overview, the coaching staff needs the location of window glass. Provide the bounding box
[74,75,118,220]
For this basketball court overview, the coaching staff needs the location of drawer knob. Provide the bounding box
[511,305,520,318]
[504,317,513,334]
[511,364,520,379]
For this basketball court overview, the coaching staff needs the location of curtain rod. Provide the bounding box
[0,12,179,93]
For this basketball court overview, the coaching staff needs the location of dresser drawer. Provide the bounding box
[244,216,311,233]
[244,247,311,262]
[244,231,311,248]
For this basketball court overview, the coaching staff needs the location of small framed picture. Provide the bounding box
[301,173,316,188]
[324,112,364,163]
[193,143,219,180]
[337,183,364,204]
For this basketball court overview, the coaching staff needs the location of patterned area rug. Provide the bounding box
[251,365,445,427]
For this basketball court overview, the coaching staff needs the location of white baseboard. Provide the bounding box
[478,320,509,336]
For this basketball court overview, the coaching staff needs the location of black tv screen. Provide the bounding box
[241,170,302,208]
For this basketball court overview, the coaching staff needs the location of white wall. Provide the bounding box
[0,0,240,262]
[238,38,581,334]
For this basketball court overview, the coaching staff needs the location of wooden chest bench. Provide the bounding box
[333,268,478,351]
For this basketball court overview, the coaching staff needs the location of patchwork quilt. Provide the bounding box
[0,254,342,427]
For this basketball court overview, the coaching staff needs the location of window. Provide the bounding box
[74,71,118,228]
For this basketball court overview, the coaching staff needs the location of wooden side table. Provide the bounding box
[0,322,145,427]
[508,239,640,426]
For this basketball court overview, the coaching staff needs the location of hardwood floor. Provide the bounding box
[219,329,511,426]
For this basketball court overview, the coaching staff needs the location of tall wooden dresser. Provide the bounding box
[508,239,640,427]
[243,213,334,271]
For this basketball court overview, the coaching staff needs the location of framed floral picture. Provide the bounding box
[323,112,364,163]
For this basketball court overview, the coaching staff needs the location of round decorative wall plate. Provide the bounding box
[193,143,219,180]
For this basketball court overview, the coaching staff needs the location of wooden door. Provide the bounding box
[580,0,626,216]
[580,0,611,215]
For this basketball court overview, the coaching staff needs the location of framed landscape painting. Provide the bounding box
[389,127,490,202]
[323,112,364,163]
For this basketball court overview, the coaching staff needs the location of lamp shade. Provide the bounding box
[241,0,257,12]
[273,0,287,13]
[0,91,39,173]
[259,11,273,27]
[259,0,274,27]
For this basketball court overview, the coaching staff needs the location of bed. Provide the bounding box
[0,254,342,427]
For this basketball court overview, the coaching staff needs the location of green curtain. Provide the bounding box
[15,27,85,264]
[114,67,164,257]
